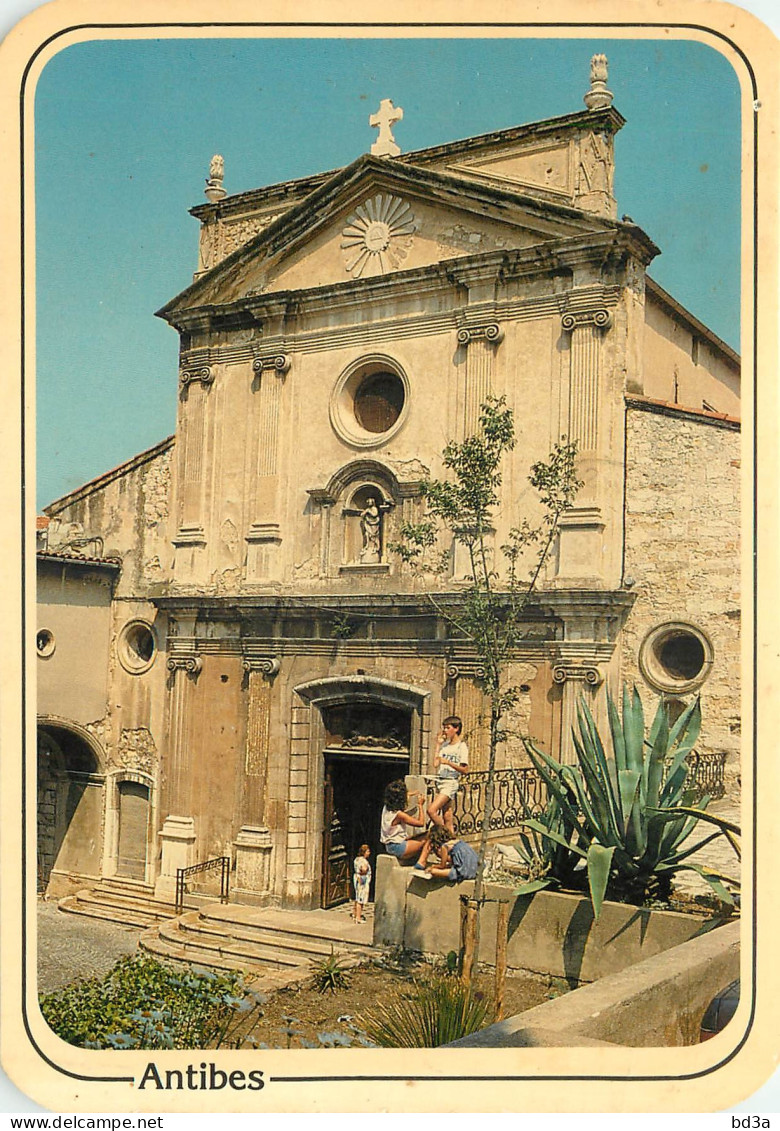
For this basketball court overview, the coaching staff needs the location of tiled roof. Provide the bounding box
[36,550,121,569]
[625,394,740,427]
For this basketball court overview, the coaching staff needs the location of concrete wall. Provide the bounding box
[622,405,741,777]
[449,917,740,1047]
[374,856,725,985]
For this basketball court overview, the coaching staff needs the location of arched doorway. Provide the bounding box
[321,701,411,907]
[292,674,431,910]
[37,720,105,893]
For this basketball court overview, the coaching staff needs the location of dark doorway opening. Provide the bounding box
[37,724,104,892]
[321,750,408,909]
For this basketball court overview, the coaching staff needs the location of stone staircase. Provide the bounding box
[58,877,191,929]
[139,902,376,988]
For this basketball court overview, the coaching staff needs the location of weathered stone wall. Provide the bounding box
[44,440,174,599]
[622,404,741,778]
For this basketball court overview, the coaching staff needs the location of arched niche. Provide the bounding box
[37,717,106,893]
[307,459,424,578]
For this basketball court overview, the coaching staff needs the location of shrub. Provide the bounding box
[359,976,495,1047]
[39,954,265,1049]
[310,948,352,994]
[520,688,740,916]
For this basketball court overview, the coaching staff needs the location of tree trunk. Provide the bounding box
[461,898,479,987]
[495,900,509,1020]
[468,699,500,975]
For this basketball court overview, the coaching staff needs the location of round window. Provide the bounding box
[639,622,713,693]
[118,620,157,674]
[36,628,55,658]
[353,371,405,433]
[330,355,410,448]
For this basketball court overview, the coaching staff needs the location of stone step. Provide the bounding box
[98,876,155,897]
[155,917,316,969]
[159,912,357,967]
[137,927,323,990]
[58,887,181,928]
[197,902,374,950]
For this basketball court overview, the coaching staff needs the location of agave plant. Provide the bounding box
[359,975,495,1047]
[510,783,583,896]
[520,687,740,918]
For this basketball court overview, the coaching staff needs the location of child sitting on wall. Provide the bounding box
[417,823,479,882]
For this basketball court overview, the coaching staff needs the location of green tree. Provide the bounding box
[393,396,581,973]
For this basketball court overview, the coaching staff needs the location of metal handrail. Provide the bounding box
[419,749,727,838]
[175,855,230,915]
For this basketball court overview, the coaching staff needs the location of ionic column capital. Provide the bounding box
[551,663,604,686]
[561,308,612,333]
[456,322,504,347]
[252,354,291,378]
[179,365,214,389]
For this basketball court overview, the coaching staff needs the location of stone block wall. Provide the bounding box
[622,404,741,780]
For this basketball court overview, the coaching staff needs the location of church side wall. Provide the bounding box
[642,296,740,417]
[42,445,174,882]
[621,404,741,789]
[45,442,174,599]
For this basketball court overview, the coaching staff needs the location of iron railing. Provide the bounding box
[423,750,728,837]
[175,856,230,915]
[681,750,728,801]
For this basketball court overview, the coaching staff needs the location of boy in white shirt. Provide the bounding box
[427,715,468,836]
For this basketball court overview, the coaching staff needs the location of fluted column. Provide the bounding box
[552,662,604,764]
[247,353,290,581]
[155,651,202,898]
[446,662,490,773]
[562,308,612,466]
[173,366,214,577]
[241,656,281,825]
[456,323,504,437]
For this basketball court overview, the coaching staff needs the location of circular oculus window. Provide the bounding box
[330,357,409,448]
[639,622,713,693]
[118,620,157,674]
[36,628,55,658]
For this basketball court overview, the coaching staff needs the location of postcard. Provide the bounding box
[1,0,777,1115]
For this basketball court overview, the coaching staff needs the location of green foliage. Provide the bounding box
[310,949,352,994]
[521,688,741,917]
[391,396,581,919]
[329,614,358,640]
[359,975,495,1047]
[39,955,265,1050]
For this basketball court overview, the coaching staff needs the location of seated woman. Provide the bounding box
[418,823,479,881]
[380,779,430,863]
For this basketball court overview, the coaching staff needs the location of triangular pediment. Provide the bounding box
[158,156,615,319]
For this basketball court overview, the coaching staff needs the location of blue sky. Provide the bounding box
[34,35,742,508]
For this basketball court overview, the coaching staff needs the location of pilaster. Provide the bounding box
[247,351,291,582]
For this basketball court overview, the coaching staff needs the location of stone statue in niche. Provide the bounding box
[343,487,392,565]
[359,497,382,562]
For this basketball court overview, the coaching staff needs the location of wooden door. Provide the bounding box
[117,780,149,880]
[321,768,350,908]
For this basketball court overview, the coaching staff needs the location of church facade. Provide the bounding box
[37,58,741,909]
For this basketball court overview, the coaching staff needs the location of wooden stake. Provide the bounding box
[462,898,479,987]
[495,900,509,1020]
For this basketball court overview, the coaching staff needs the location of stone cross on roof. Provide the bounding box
[370,99,403,158]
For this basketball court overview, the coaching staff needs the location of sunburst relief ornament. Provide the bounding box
[341,194,416,278]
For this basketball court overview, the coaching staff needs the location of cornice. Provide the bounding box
[189,106,626,225]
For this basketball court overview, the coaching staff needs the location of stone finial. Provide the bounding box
[584,54,614,111]
[205,153,226,202]
[369,99,403,158]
